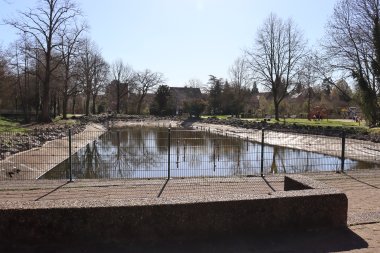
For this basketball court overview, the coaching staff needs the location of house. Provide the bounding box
[169,87,203,115]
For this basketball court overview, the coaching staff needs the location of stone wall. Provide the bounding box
[0,175,347,244]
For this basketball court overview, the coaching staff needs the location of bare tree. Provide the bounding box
[325,0,380,126]
[111,60,135,114]
[58,23,86,119]
[297,51,320,116]
[6,37,36,123]
[185,78,208,93]
[229,57,251,90]
[246,13,306,120]
[77,39,97,116]
[91,54,109,114]
[135,69,165,114]
[228,57,252,116]
[5,0,82,122]
[0,47,6,82]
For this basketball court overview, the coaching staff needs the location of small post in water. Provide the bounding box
[68,128,73,182]
[260,128,265,177]
[183,141,186,162]
[168,128,171,179]
[176,139,179,169]
[341,131,346,173]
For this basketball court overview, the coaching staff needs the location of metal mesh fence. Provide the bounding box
[1,127,379,181]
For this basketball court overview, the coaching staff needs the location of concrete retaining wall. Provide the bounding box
[0,175,347,244]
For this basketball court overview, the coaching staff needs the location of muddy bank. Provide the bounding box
[192,122,380,165]
[110,119,181,129]
[201,118,380,143]
[80,114,182,127]
[0,123,86,160]
[79,116,380,165]
[0,115,182,161]
[0,123,106,180]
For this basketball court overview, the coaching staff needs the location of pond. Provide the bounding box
[41,127,378,179]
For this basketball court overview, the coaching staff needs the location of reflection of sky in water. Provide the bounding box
[42,127,379,179]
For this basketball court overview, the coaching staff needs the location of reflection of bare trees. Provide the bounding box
[71,140,105,179]
[102,129,160,178]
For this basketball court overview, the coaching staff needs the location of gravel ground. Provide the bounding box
[0,171,378,252]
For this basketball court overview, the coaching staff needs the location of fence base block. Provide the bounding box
[0,175,347,244]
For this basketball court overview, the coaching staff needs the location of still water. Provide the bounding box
[42,127,378,179]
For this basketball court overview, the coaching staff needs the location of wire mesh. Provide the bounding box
[1,127,379,181]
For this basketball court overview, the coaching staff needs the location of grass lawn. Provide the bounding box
[201,115,231,120]
[273,118,366,128]
[369,127,380,135]
[0,116,28,133]
[52,114,82,126]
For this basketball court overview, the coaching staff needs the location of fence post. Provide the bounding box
[260,128,265,177]
[341,131,346,173]
[68,128,73,182]
[168,128,171,179]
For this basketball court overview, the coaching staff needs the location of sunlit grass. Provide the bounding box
[52,114,81,125]
[275,118,366,128]
[0,116,28,133]
[369,127,380,135]
[201,115,232,120]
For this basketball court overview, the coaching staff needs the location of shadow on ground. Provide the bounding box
[2,227,368,253]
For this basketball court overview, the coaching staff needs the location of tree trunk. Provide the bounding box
[274,101,280,121]
[307,87,311,118]
[52,94,57,119]
[125,83,129,114]
[40,76,51,122]
[85,96,90,116]
[34,67,40,121]
[92,94,97,114]
[72,95,76,115]
[137,95,145,115]
[116,82,120,114]
[62,94,68,119]
[57,96,61,116]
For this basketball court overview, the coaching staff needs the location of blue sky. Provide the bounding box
[0,0,337,86]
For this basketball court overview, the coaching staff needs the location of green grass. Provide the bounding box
[52,114,81,125]
[272,118,366,128]
[368,127,380,135]
[201,115,232,120]
[0,116,28,133]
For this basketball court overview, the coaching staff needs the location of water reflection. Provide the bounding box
[42,127,379,179]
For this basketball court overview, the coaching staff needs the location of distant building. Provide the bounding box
[169,87,202,115]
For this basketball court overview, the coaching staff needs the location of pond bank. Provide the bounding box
[191,122,380,165]
[0,123,106,180]
[1,116,379,180]
[97,118,380,166]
